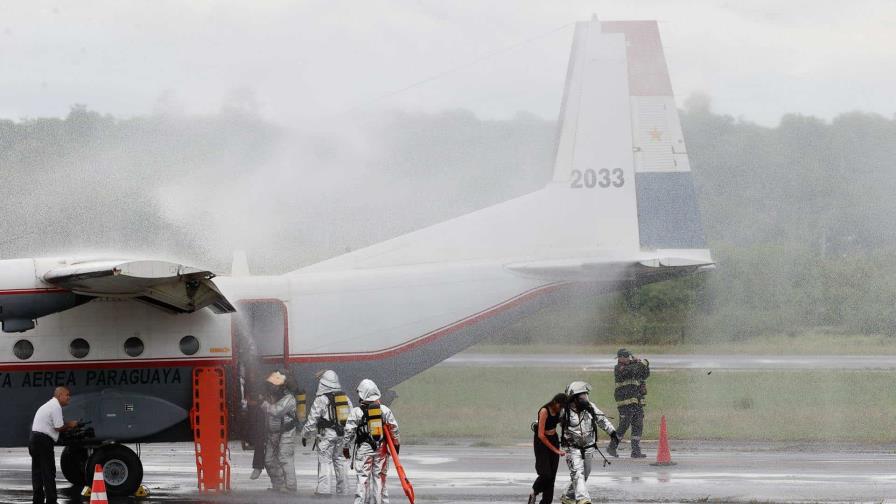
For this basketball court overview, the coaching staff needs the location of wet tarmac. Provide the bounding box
[0,441,894,503]
[445,353,896,371]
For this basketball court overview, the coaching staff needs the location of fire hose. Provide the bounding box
[384,424,414,504]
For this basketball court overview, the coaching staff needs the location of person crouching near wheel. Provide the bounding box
[528,392,568,504]
[560,381,619,504]
[341,379,399,504]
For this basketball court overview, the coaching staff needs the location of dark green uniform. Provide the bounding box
[609,357,649,458]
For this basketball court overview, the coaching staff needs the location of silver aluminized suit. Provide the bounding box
[343,379,400,504]
[300,370,353,495]
[561,400,615,504]
[261,392,298,492]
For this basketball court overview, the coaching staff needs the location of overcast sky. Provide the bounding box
[1,0,894,126]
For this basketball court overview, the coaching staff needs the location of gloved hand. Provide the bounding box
[610,431,620,444]
[302,437,307,447]
[343,447,351,459]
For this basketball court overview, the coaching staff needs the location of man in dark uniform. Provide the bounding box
[607,348,650,458]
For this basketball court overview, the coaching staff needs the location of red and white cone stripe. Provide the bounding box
[90,464,108,504]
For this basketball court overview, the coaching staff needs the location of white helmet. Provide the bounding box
[316,369,341,395]
[566,381,591,397]
[357,379,382,402]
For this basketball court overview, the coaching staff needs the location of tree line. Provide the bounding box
[599,97,896,342]
[1,100,894,341]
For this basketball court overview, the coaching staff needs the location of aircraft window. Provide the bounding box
[69,338,90,359]
[124,337,144,357]
[13,340,33,360]
[179,335,200,356]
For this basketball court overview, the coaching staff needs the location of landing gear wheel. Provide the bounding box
[60,446,88,487]
[85,444,144,497]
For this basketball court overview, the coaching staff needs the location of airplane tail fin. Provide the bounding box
[231,250,251,277]
[551,19,707,253]
[295,18,711,274]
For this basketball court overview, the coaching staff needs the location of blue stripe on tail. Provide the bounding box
[635,172,706,249]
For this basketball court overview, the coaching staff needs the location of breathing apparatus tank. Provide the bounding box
[365,403,384,440]
[334,392,350,425]
[295,390,307,423]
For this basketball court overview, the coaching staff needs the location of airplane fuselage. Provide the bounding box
[0,261,575,446]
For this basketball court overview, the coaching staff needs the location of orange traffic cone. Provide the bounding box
[651,415,676,466]
[89,464,109,504]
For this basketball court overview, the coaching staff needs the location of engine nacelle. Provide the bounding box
[65,389,188,442]
[0,259,91,332]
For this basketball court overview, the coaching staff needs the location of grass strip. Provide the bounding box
[391,367,896,445]
[468,332,896,355]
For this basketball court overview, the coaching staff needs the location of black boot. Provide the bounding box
[607,438,619,458]
[631,439,646,458]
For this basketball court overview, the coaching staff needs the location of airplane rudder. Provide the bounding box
[603,20,707,250]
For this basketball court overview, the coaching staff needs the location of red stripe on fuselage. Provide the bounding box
[0,357,232,372]
[288,282,566,363]
[0,288,68,295]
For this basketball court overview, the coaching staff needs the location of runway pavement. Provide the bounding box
[444,353,896,370]
[0,441,893,503]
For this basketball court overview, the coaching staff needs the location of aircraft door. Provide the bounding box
[230,299,288,442]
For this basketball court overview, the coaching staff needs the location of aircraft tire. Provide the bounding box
[60,446,88,487]
[85,444,143,497]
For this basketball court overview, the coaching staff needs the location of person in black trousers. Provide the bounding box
[528,393,568,504]
[29,387,77,504]
[248,391,268,479]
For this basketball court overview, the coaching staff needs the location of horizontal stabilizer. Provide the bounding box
[506,252,714,282]
[43,259,235,314]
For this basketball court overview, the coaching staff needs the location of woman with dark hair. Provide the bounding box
[528,392,568,504]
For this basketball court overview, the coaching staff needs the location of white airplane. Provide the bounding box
[0,18,712,496]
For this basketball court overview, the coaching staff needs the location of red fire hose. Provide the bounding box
[384,424,415,504]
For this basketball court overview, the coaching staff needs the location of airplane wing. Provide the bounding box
[42,259,235,314]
